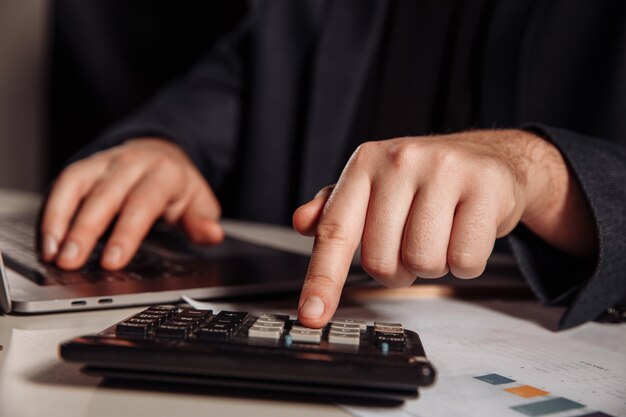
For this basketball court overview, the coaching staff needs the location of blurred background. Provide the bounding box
[0,0,245,191]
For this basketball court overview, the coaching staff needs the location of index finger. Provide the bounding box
[297,168,371,328]
[40,158,109,261]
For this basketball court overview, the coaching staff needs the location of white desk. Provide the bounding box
[1,189,624,417]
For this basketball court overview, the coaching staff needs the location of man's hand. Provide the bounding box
[41,138,223,270]
[293,129,597,328]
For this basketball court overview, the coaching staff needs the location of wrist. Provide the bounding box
[515,129,597,257]
[517,130,567,225]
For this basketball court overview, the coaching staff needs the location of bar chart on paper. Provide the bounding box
[339,298,626,417]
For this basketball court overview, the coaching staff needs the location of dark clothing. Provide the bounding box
[48,0,245,180]
[72,0,626,329]
[356,0,491,146]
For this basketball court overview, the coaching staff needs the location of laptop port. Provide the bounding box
[71,300,86,306]
[98,298,113,304]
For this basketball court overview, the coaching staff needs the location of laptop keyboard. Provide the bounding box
[0,220,194,286]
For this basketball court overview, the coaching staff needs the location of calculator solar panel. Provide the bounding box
[60,305,436,402]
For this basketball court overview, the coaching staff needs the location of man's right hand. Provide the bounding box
[40,138,224,270]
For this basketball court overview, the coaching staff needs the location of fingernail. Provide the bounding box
[59,241,79,261]
[299,296,325,319]
[43,234,58,258]
[102,245,122,266]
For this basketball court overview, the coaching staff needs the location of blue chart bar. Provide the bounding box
[511,397,585,416]
[473,373,516,385]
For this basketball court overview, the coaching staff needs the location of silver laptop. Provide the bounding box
[0,217,363,314]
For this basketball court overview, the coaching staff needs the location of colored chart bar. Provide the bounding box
[511,397,585,416]
[505,385,550,398]
[473,373,515,385]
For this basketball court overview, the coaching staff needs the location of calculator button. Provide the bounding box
[197,326,232,340]
[289,327,322,344]
[259,313,289,321]
[374,322,403,328]
[374,322,404,333]
[200,322,238,336]
[248,326,282,340]
[330,322,361,331]
[207,322,237,329]
[255,317,286,325]
[215,311,248,322]
[179,309,212,318]
[172,316,204,325]
[116,322,150,335]
[126,318,158,330]
[146,308,176,319]
[329,327,360,335]
[148,305,178,314]
[149,305,178,311]
[134,313,166,323]
[328,332,360,346]
[332,319,367,330]
[156,325,190,338]
[290,325,321,333]
[165,320,199,329]
[251,321,284,331]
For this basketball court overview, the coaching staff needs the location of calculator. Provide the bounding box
[60,305,436,402]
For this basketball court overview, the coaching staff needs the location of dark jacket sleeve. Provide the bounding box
[68,9,256,190]
[508,124,626,329]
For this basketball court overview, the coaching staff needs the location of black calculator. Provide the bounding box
[60,305,436,402]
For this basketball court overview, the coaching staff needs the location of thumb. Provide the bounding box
[292,185,335,237]
[181,186,224,245]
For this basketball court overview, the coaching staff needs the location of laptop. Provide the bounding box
[0,216,364,314]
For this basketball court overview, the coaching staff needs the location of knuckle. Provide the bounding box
[361,256,397,280]
[121,201,153,221]
[89,181,123,202]
[448,250,484,278]
[303,272,342,295]
[402,252,446,278]
[480,155,505,175]
[432,147,462,173]
[56,163,84,186]
[153,155,177,172]
[473,156,509,185]
[387,142,418,170]
[350,141,379,168]
[115,148,143,165]
[315,222,352,246]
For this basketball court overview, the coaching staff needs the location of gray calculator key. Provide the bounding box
[255,317,285,325]
[330,322,361,331]
[374,322,404,333]
[289,328,322,344]
[252,320,284,331]
[248,326,282,339]
[332,319,367,330]
[328,332,360,346]
[374,322,403,329]
[329,327,360,335]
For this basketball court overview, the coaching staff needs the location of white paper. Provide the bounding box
[336,298,626,417]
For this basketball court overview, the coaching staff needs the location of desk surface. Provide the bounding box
[1,189,624,417]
